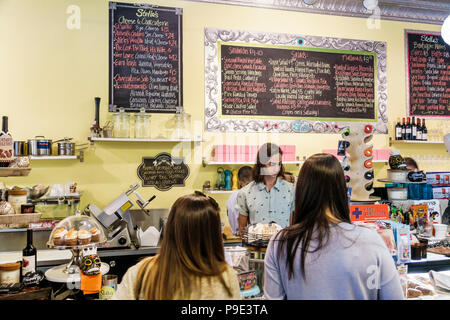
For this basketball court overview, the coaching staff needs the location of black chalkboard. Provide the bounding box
[220,43,376,120]
[137,153,189,191]
[109,2,182,113]
[406,31,450,117]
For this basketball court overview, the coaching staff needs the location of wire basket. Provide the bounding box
[241,222,281,248]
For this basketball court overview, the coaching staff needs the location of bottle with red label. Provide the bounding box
[0,116,13,167]
[22,229,37,277]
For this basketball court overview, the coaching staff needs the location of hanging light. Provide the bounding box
[363,0,378,11]
[442,15,450,45]
[303,0,317,5]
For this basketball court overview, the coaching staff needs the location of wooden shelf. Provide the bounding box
[0,213,41,225]
[0,167,31,177]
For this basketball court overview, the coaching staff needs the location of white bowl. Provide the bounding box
[387,169,409,182]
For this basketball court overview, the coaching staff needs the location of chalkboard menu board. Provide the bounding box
[406,30,450,117]
[204,28,388,134]
[137,153,189,191]
[109,2,182,113]
[220,43,376,120]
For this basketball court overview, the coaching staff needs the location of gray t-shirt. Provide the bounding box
[264,222,405,300]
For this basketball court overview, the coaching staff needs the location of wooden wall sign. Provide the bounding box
[137,153,189,191]
[204,28,388,134]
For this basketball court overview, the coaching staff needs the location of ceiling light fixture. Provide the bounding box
[442,14,450,45]
[363,0,379,11]
[303,0,317,5]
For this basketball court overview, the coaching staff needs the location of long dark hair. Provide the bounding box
[276,153,351,280]
[134,192,232,299]
[252,143,285,183]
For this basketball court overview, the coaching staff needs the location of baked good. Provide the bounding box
[0,201,15,215]
[78,229,92,245]
[65,229,78,246]
[52,228,67,246]
[247,223,282,242]
[407,288,423,298]
[89,227,101,242]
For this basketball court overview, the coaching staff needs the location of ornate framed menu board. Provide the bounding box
[405,30,450,118]
[205,28,388,133]
[109,2,182,113]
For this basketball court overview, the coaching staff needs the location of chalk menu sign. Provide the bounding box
[137,153,189,191]
[220,43,376,120]
[406,30,450,117]
[204,28,388,134]
[109,2,182,113]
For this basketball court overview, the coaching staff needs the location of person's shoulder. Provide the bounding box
[238,181,256,194]
[335,222,387,246]
[278,177,294,189]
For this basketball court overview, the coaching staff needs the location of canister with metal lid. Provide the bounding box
[28,136,52,156]
[55,138,75,156]
[0,262,21,284]
[13,141,27,156]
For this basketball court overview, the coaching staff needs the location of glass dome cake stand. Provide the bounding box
[44,214,110,284]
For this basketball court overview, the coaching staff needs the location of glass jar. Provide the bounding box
[113,108,130,138]
[224,246,250,274]
[8,189,28,214]
[135,108,151,139]
[172,108,191,139]
[0,262,21,284]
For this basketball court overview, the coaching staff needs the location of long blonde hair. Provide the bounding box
[134,192,232,299]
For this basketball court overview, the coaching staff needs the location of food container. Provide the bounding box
[47,214,106,248]
[27,136,52,156]
[387,187,408,200]
[0,262,21,284]
[433,224,448,239]
[7,189,28,214]
[387,169,409,182]
[57,142,75,156]
[224,246,250,273]
[13,141,27,156]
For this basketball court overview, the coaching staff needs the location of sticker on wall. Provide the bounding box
[297,38,305,46]
[137,153,190,191]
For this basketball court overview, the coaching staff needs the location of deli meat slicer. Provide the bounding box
[84,183,155,249]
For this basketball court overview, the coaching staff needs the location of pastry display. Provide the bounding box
[52,228,67,246]
[78,229,92,245]
[244,223,283,246]
[406,275,436,298]
[47,214,106,248]
[65,229,78,246]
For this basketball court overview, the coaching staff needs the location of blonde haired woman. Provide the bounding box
[112,191,241,300]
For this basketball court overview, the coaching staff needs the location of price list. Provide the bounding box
[220,44,376,120]
[406,31,450,117]
[109,3,182,113]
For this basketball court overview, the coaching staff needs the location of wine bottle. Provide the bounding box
[22,229,37,277]
[0,116,13,167]
[405,117,412,140]
[422,118,427,141]
[395,118,402,140]
[411,117,417,140]
[401,117,406,140]
[416,119,422,141]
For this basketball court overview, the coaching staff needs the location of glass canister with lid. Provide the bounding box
[7,189,28,214]
[113,108,131,138]
[172,107,191,139]
[134,108,151,139]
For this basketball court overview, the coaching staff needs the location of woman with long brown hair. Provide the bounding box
[112,192,241,299]
[264,153,404,300]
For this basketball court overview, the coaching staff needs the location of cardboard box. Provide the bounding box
[432,186,450,199]
[426,172,450,185]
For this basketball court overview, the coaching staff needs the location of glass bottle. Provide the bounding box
[173,107,191,139]
[22,229,37,277]
[0,116,13,167]
[113,108,130,138]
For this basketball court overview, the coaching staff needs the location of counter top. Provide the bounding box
[0,241,243,267]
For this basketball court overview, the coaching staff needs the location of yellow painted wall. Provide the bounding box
[1,0,448,224]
